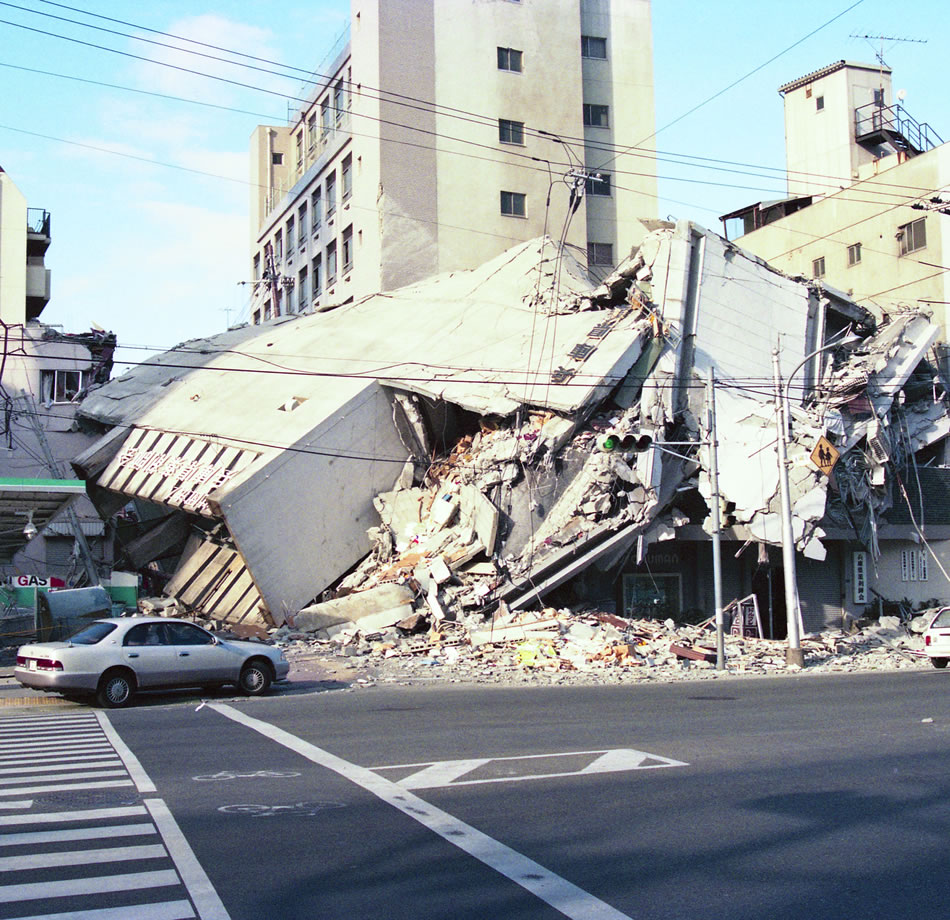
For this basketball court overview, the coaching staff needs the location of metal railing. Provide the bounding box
[854,102,943,153]
[26,208,50,235]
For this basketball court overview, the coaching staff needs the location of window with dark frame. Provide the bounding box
[312,254,322,297]
[583,104,609,127]
[312,188,322,233]
[342,224,353,272]
[498,119,525,145]
[298,266,308,307]
[342,154,353,201]
[812,256,826,277]
[847,242,861,266]
[497,47,523,72]
[326,172,337,218]
[587,242,613,265]
[285,216,295,258]
[585,173,611,196]
[327,240,338,283]
[581,36,607,59]
[816,95,825,111]
[898,217,926,255]
[500,191,526,217]
[298,202,308,242]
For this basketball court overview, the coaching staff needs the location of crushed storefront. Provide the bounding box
[71,222,950,652]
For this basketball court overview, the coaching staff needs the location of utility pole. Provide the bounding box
[706,368,725,670]
[773,349,804,668]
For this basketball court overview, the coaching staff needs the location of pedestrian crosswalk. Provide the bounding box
[0,711,226,920]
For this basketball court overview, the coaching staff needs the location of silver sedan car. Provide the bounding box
[15,616,289,707]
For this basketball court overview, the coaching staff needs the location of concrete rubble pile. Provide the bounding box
[267,608,928,686]
[76,220,950,650]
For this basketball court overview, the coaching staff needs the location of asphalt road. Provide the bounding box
[3,669,950,919]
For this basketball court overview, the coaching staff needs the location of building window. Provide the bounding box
[298,267,308,308]
[811,256,825,278]
[898,217,926,255]
[327,240,338,284]
[816,95,825,111]
[847,242,861,266]
[253,253,261,281]
[271,152,283,165]
[497,47,523,72]
[342,224,353,272]
[500,191,526,217]
[312,254,322,297]
[312,188,322,234]
[273,230,283,263]
[298,202,308,242]
[285,217,295,256]
[334,78,345,120]
[321,97,331,135]
[295,133,303,171]
[326,172,336,218]
[307,114,317,151]
[587,242,613,265]
[286,278,296,314]
[498,119,525,145]
[585,172,611,196]
[581,36,607,59]
[342,154,352,201]
[873,88,884,106]
[583,104,609,128]
[41,369,85,404]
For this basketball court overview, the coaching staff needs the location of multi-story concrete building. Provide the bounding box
[0,167,115,586]
[249,0,656,324]
[720,61,949,334]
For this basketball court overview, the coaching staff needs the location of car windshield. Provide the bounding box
[67,621,119,645]
[932,609,950,628]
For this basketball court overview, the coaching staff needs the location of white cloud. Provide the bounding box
[128,15,299,107]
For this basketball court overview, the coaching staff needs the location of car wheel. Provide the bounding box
[96,669,136,708]
[239,659,272,696]
[931,657,948,669]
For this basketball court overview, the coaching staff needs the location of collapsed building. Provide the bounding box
[71,222,950,640]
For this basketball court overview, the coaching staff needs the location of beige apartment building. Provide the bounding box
[721,61,949,334]
[249,0,656,324]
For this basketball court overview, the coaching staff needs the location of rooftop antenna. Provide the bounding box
[850,33,927,95]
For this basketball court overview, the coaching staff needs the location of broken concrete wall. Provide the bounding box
[212,381,408,623]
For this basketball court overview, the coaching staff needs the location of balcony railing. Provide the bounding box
[854,102,943,155]
[27,208,50,236]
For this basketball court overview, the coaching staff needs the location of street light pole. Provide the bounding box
[773,333,861,668]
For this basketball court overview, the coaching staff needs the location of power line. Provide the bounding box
[3,1,939,206]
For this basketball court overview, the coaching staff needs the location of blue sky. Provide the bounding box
[0,0,946,364]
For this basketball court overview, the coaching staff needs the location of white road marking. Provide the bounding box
[0,745,114,762]
[0,800,33,810]
[0,768,127,786]
[0,779,134,797]
[0,901,195,920]
[0,843,168,871]
[375,748,689,789]
[0,736,104,751]
[0,823,156,847]
[0,869,180,903]
[209,703,634,920]
[146,798,231,920]
[0,805,147,827]
[97,711,157,793]
[0,759,122,775]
